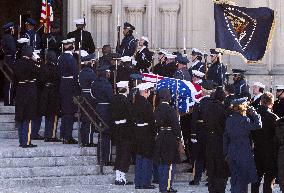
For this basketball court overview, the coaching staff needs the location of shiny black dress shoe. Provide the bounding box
[44,137,62,142]
[22,144,37,148]
[189,180,200,185]
[32,135,44,140]
[141,185,156,189]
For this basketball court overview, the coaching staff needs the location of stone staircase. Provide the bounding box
[0,102,192,190]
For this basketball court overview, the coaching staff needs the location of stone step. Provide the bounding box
[0,106,15,114]
[0,122,15,131]
[0,156,98,168]
[0,114,15,122]
[0,165,114,179]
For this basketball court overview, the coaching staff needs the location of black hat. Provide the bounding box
[232,69,246,75]
[21,45,34,57]
[123,22,135,30]
[2,22,15,30]
[200,80,216,90]
[210,49,222,55]
[158,88,171,102]
[46,50,58,64]
[175,55,189,65]
[25,18,36,26]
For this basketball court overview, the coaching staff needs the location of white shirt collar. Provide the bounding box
[161,102,169,104]
[139,46,146,53]
[253,93,262,101]
[64,51,73,55]
[195,79,203,84]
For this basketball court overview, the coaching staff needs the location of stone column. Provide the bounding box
[125,5,146,38]
[67,0,81,32]
[91,5,112,48]
[159,3,180,49]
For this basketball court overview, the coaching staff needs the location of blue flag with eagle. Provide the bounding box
[214,1,275,63]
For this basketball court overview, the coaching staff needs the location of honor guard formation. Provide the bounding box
[1,16,284,193]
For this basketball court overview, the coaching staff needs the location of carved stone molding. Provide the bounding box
[91,5,112,15]
[159,3,180,13]
[125,5,146,14]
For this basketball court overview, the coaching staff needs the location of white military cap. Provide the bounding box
[192,70,205,78]
[17,38,29,44]
[165,53,176,59]
[140,36,149,43]
[67,38,75,43]
[73,18,85,25]
[275,85,284,90]
[80,50,89,57]
[136,82,153,91]
[121,56,132,62]
[253,82,265,88]
[192,48,203,56]
[116,81,129,88]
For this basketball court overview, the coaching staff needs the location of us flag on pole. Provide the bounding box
[40,0,54,33]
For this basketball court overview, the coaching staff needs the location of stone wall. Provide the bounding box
[67,0,284,91]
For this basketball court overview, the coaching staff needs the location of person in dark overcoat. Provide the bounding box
[152,49,167,76]
[275,117,284,192]
[109,81,133,185]
[153,88,182,193]
[251,92,279,193]
[13,45,39,148]
[116,22,137,57]
[134,36,153,73]
[38,50,61,142]
[132,82,156,189]
[207,49,227,86]
[232,69,250,99]
[58,38,80,144]
[173,55,191,81]
[223,97,262,193]
[116,56,134,83]
[21,18,41,49]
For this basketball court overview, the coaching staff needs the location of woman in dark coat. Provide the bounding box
[153,88,182,193]
[38,50,61,142]
[223,97,262,193]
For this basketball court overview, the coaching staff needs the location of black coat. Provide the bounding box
[117,62,134,82]
[67,29,96,54]
[116,34,137,57]
[153,102,181,164]
[131,95,155,158]
[276,118,284,191]
[135,47,153,73]
[38,62,60,116]
[273,98,284,118]
[207,62,227,86]
[42,32,64,56]
[14,57,40,121]
[233,79,250,99]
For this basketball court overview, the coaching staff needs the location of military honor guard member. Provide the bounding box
[250,82,265,108]
[134,36,153,73]
[13,45,40,148]
[189,48,205,78]
[224,84,236,110]
[116,22,137,57]
[21,18,41,49]
[116,56,134,83]
[223,97,262,193]
[173,55,191,81]
[251,92,279,193]
[165,53,178,78]
[132,82,156,189]
[207,49,227,86]
[232,69,250,99]
[38,50,61,142]
[91,66,113,165]
[1,21,16,106]
[58,38,80,144]
[67,18,96,54]
[273,85,284,118]
[153,88,182,193]
[109,81,134,185]
[152,49,168,76]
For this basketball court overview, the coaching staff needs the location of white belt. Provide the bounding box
[115,119,127,125]
[160,127,172,131]
[136,123,148,127]
[98,103,110,105]
[18,79,36,84]
[82,89,91,92]
[62,76,74,79]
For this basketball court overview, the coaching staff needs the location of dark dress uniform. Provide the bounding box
[117,34,137,57]
[154,100,181,192]
[153,61,167,77]
[42,32,64,56]
[251,105,279,193]
[135,47,153,73]
[275,117,284,192]
[1,23,16,106]
[224,94,236,109]
[91,70,113,164]
[67,29,95,54]
[174,67,191,81]
[199,97,229,193]
[166,61,177,78]
[117,62,134,82]
[223,105,262,193]
[58,51,80,143]
[13,46,39,147]
[250,94,263,109]
[109,93,133,180]
[207,62,227,86]
[233,79,250,99]
[79,64,97,146]
[132,94,156,188]
[38,51,61,141]
[188,61,205,78]
[273,98,284,118]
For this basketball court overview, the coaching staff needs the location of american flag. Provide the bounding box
[40,0,54,33]
[142,73,198,113]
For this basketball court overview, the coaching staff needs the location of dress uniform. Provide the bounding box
[273,85,284,118]
[189,48,205,78]
[223,98,262,193]
[128,73,143,104]
[91,66,113,165]
[58,38,80,144]
[79,57,97,147]
[38,50,61,142]
[250,82,265,109]
[109,81,133,185]
[134,36,153,73]
[67,18,96,54]
[153,88,181,193]
[232,69,250,99]
[1,22,16,106]
[132,82,156,189]
[165,53,178,78]
[153,49,168,76]
[276,117,284,192]
[15,38,29,60]
[224,84,236,110]
[116,56,134,82]
[21,18,41,49]
[207,49,227,86]
[116,22,137,57]
[173,55,191,81]
[13,45,39,148]
[251,93,279,193]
